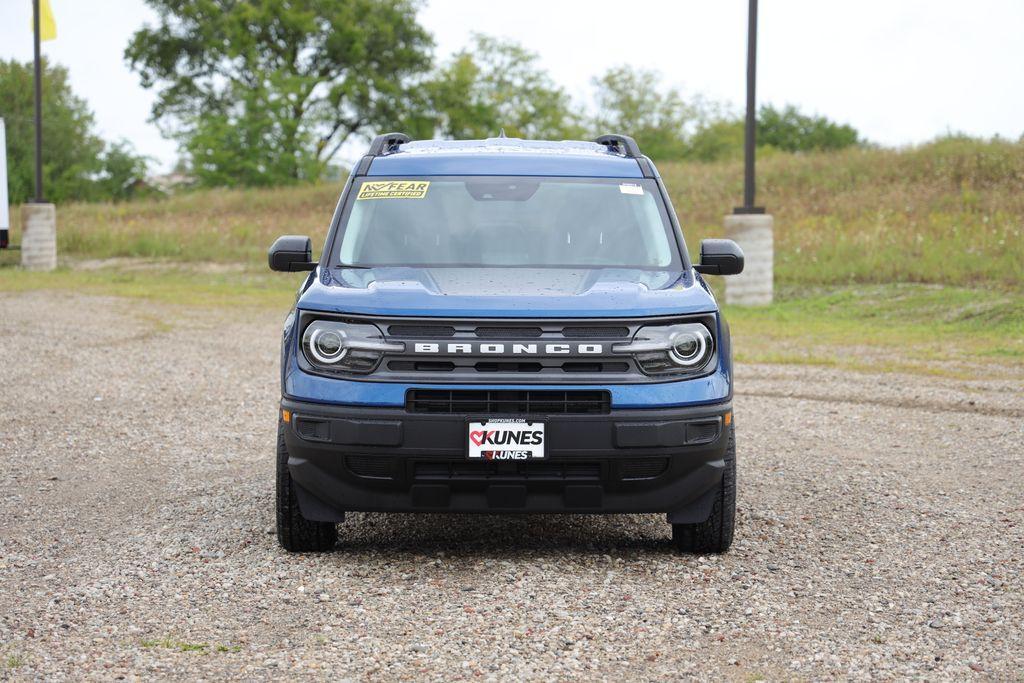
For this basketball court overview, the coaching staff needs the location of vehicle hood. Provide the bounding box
[297,267,717,318]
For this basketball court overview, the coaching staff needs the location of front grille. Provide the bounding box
[562,361,629,373]
[414,461,601,481]
[406,389,611,414]
[388,324,455,338]
[474,361,543,373]
[475,326,543,338]
[562,326,630,338]
[366,316,667,383]
[388,360,456,372]
[388,360,629,374]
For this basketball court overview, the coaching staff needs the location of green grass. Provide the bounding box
[1,264,1019,377]
[0,262,298,309]
[140,637,240,653]
[5,653,27,669]
[5,182,337,265]
[663,138,1024,289]
[725,284,1024,376]
[3,137,1022,289]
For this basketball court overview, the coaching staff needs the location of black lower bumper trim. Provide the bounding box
[281,397,731,520]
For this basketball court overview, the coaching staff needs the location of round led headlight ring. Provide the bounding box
[308,327,348,364]
[669,330,707,366]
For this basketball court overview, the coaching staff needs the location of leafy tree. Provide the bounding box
[687,118,745,161]
[0,59,104,203]
[685,105,863,161]
[591,66,705,161]
[757,104,860,152]
[125,0,434,186]
[96,140,152,201]
[413,34,582,141]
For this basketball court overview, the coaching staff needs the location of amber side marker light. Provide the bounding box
[282,409,291,423]
[724,411,732,426]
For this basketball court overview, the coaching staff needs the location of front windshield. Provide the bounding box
[335,176,681,269]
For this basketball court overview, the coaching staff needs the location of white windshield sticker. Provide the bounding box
[619,183,644,195]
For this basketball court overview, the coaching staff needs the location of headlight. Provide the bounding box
[612,322,715,376]
[301,319,404,375]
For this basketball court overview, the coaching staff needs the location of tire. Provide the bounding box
[672,423,736,554]
[276,419,337,552]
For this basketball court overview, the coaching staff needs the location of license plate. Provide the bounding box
[467,419,545,460]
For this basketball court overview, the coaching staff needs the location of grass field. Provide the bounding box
[671,137,1023,288]
[1,137,1021,377]
[4,137,1021,289]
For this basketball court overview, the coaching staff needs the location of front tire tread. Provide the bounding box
[276,420,337,552]
[672,424,736,554]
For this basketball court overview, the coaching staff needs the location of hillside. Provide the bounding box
[4,137,1022,290]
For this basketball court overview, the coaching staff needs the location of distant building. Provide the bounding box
[145,172,195,194]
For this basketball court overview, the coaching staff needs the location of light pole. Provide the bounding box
[736,0,763,215]
[22,0,58,270]
[33,0,44,203]
[724,0,773,305]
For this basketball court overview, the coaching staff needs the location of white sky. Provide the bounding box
[2,0,1021,172]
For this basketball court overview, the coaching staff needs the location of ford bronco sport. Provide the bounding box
[269,134,744,553]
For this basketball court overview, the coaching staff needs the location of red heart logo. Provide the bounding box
[470,430,487,446]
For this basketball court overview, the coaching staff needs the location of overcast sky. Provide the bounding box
[2,0,1021,172]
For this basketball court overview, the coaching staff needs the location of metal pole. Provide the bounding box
[735,0,763,214]
[33,0,44,203]
[0,118,9,248]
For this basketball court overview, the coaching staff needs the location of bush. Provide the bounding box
[757,104,860,153]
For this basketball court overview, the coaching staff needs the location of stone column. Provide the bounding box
[21,203,57,271]
[724,213,773,305]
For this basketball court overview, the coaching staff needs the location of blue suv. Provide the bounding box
[269,133,745,553]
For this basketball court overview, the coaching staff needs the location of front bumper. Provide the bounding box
[281,397,732,522]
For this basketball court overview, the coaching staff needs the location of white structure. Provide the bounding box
[4,116,58,270]
[724,213,774,305]
[21,203,57,271]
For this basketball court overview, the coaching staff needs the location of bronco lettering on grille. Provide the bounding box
[412,342,604,355]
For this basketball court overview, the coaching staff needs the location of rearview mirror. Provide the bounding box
[269,235,317,272]
[693,239,744,276]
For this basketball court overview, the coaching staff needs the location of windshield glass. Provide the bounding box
[335,177,681,269]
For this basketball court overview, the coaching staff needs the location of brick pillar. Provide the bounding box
[21,203,56,271]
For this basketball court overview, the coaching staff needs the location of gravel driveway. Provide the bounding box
[1,292,1022,680]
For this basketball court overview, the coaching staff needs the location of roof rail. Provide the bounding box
[367,132,411,157]
[595,134,642,158]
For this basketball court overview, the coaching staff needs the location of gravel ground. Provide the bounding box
[1,291,1022,681]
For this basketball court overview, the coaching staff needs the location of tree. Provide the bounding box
[757,104,860,152]
[591,66,705,161]
[414,35,582,141]
[125,0,434,186]
[684,104,864,162]
[0,59,104,203]
[687,118,744,161]
[96,141,152,201]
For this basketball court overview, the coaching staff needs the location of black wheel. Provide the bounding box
[672,424,736,553]
[276,419,337,552]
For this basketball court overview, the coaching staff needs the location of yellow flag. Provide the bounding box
[34,0,58,41]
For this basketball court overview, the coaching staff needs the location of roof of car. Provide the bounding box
[365,138,647,178]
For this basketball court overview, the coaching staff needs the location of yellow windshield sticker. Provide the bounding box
[357,180,430,200]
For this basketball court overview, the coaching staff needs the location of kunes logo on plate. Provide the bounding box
[470,426,544,460]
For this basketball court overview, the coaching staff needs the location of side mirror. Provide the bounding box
[693,239,744,276]
[269,235,317,272]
